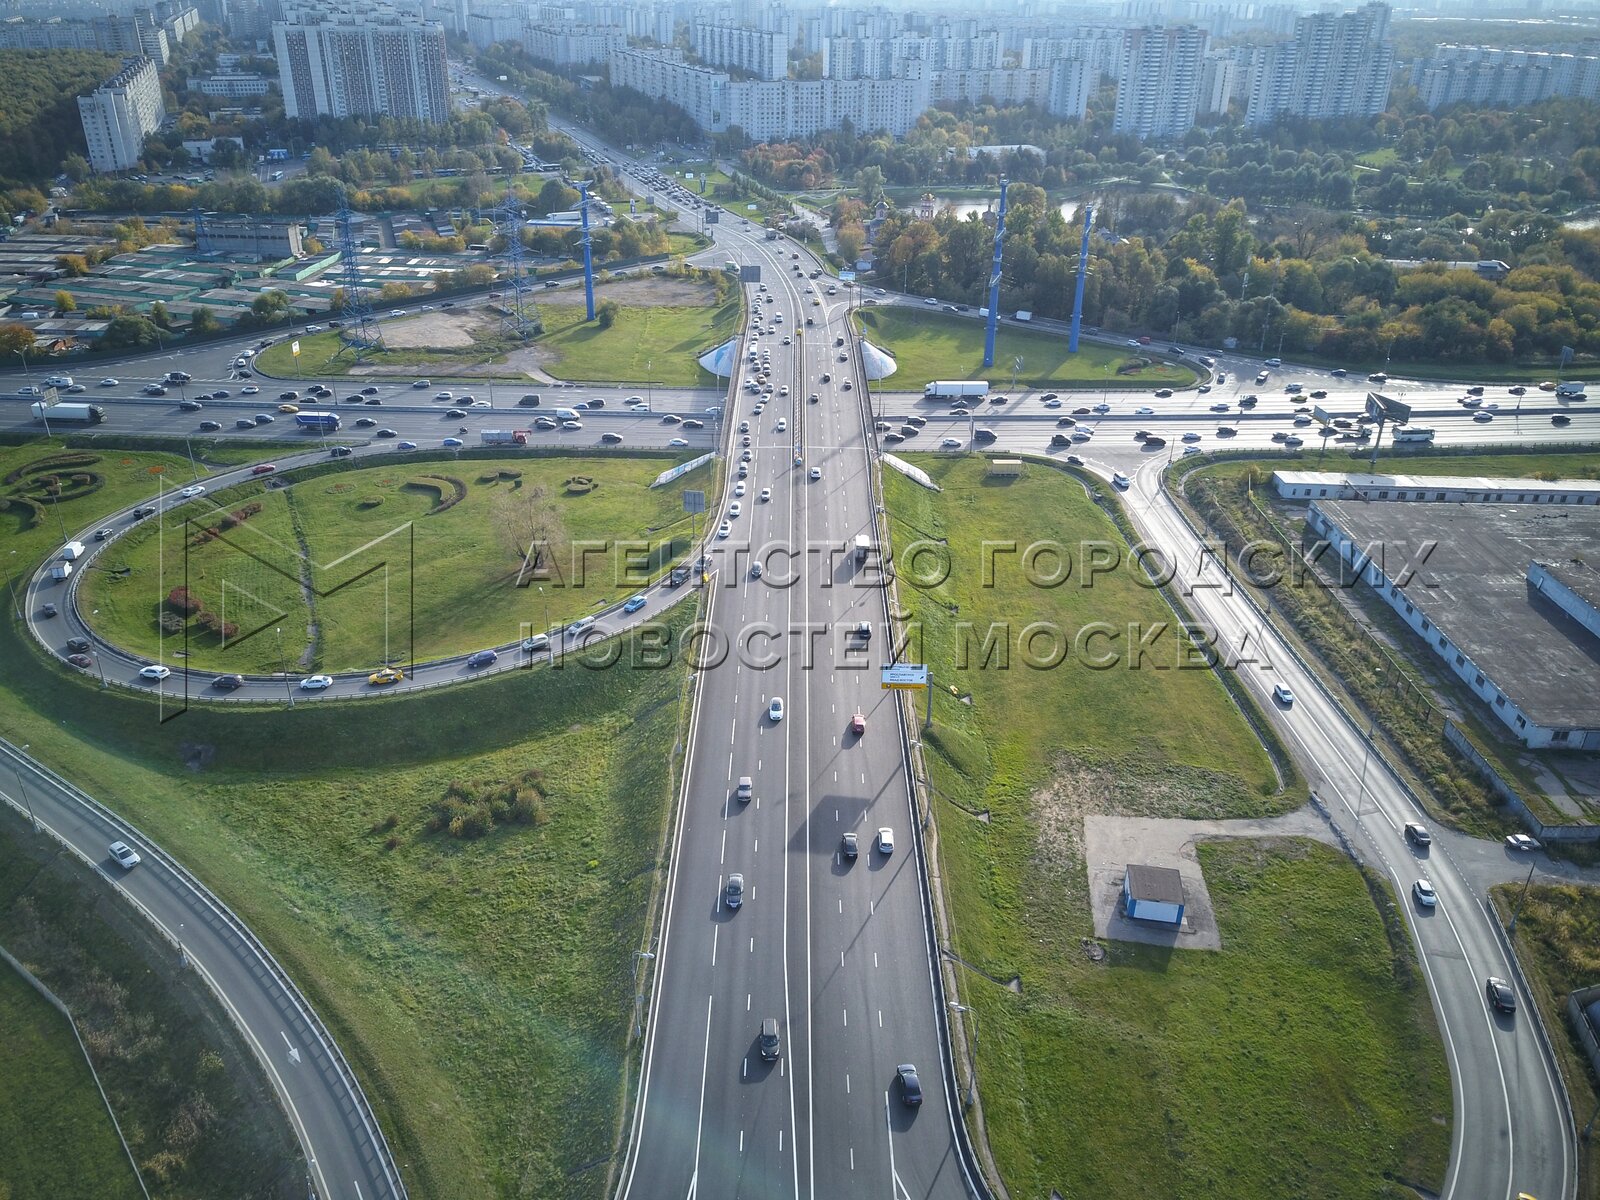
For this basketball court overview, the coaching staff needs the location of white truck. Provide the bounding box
[1556,381,1587,398]
[854,534,871,563]
[31,402,105,424]
[923,380,989,400]
[1393,427,1435,443]
[1014,310,1033,322]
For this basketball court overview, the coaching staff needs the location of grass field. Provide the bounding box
[884,454,1450,1199]
[0,594,696,1199]
[1490,883,1600,1200]
[536,296,740,386]
[0,963,141,1200]
[854,308,1198,390]
[77,454,705,674]
[255,297,740,387]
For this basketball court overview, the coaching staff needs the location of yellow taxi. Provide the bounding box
[368,666,404,686]
[278,403,300,413]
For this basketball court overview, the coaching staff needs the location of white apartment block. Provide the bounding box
[1414,45,1600,110]
[466,6,522,50]
[274,5,450,123]
[1047,56,1093,120]
[1198,49,1237,116]
[692,23,787,80]
[1112,25,1206,140]
[927,66,1051,108]
[0,7,196,63]
[822,31,1000,80]
[1244,1,1392,127]
[78,57,166,173]
[524,21,627,66]
[1021,31,1124,77]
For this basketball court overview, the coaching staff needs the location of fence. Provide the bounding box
[1443,721,1600,843]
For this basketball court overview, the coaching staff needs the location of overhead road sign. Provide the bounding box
[881,664,930,690]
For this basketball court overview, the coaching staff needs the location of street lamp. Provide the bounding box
[276,627,295,707]
[13,743,38,833]
[632,949,656,1038]
[1354,667,1385,818]
[949,1001,978,1108]
[91,611,107,688]
[3,550,18,621]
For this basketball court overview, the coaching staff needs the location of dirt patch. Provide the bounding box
[381,309,496,350]
[537,275,717,308]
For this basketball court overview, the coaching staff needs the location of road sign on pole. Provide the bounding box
[683,490,706,515]
[881,664,929,690]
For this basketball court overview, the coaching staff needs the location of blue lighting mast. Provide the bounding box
[1069,204,1095,354]
[982,177,1008,370]
[580,181,596,323]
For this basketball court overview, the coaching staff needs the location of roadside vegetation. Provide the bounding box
[78,453,704,674]
[0,811,304,1198]
[853,307,1195,390]
[0,597,697,1199]
[1178,449,1600,838]
[884,454,1450,1199]
[0,960,141,1200]
[1490,883,1600,1200]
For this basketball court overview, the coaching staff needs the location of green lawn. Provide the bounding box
[536,296,740,386]
[255,298,740,387]
[0,599,696,1200]
[1490,883,1600,1200]
[884,455,1450,1199]
[78,454,705,674]
[855,308,1198,390]
[0,965,141,1200]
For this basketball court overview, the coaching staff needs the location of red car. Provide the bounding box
[251,463,277,475]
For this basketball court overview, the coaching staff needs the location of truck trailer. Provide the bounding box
[293,411,341,431]
[1556,381,1587,398]
[31,402,105,423]
[922,380,989,400]
[481,429,531,445]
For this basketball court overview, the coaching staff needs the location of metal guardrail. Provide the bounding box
[0,737,408,1200]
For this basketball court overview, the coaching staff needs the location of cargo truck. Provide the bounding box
[293,411,341,431]
[31,402,105,424]
[923,380,989,400]
[481,429,531,445]
[854,534,871,563]
[1556,381,1587,398]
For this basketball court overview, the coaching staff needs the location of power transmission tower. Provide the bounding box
[335,194,382,359]
[496,175,540,339]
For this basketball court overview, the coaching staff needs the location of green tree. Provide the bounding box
[190,307,221,335]
[56,254,90,277]
[149,301,172,330]
[596,298,619,329]
[0,322,36,361]
[53,290,75,313]
[62,153,89,183]
[103,314,161,350]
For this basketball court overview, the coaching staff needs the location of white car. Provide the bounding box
[1505,833,1542,852]
[717,521,732,539]
[109,840,141,869]
[242,385,260,395]
[878,827,894,854]
[1042,398,1062,408]
[759,487,771,501]
[729,501,743,518]
[1182,431,1202,442]
[734,481,746,497]
[139,664,171,681]
[669,437,689,447]
[776,418,787,432]
[1093,402,1111,414]
[99,377,119,387]
[923,297,938,306]
[178,484,206,498]
[769,697,785,722]
[1412,879,1437,907]
[388,308,405,317]
[562,420,582,431]
[941,437,963,448]
[809,467,822,480]
[1112,472,1130,489]
[522,634,551,653]
[1135,406,1154,415]
[299,674,334,690]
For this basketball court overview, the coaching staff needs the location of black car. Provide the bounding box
[66,636,91,654]
[519,394,541,406]
[466,648,498,668]
[213,673,245,690]
[41,602,58,617]
[759,1017,781,1061]
[1485,977,1516,1014]
[374,428,397,438]
[199,420,222,431]
[355,417,377,427]
[131,505,156,519]
[179,399,204,411]
[330,446,353,457]
[361,386,379,396]
[236,417,256,429]
[884,432,905,443]
[1057,416,1076,427]
[973,428,997,444]
[1051,432,1071,446]
[279,390,299,401]
[601,432,624,444]
[364,397,383,405]
[254,413,274,424]
[897,1064,923,1107]
[1404,822,1432,848]
[446,409,467,419]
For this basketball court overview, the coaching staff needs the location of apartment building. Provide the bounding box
[1244,2,1393,127]
[692,22,787,79]
[186,71,274,96]
[524,21,627,66]
[1414,44,1600,110]
[1198,49,1237,116]
[78,57,166,173]
[1047,56,1093,120]
[1112,25,1207,140]
[1021,30,1124,77]
[0,7,197,63]
[273,4,450,123]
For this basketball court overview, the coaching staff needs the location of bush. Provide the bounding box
[428,770,548,839]
[166,586,202,615]
[159,612,186,634]
[194,610,239,640]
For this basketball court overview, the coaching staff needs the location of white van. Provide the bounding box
[44,374,74,388]
[554,407,581,421]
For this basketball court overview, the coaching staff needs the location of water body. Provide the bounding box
[944,199,1081,222]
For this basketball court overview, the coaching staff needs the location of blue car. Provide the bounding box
[622,594,647,614]
[466,649,498,669]
[442,437,464,448]
[397,440,417,451]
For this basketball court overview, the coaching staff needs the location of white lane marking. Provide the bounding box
[711,926,719,966]
[688,994,715,1198]
[877,1011,882,1027]
[747,993,751,1011]
[720,829,726,864]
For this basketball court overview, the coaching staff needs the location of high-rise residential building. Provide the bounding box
[692,22,787,79]
[1047,56,1093,120]
[1244,2,1392,127]
[273,4,450,123]
[1198,49,1237,116]
[1414,44,1600,110]
[1112,25,1207,140]
[78,57,166,173]
[523,21,626,66]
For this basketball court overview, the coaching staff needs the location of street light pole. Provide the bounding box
[3,551,18,622]
[1507,861,1538,935]
[13,743,39,833]
[276,627,295,707]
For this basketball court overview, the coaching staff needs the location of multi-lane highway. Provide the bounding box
[613,210,980,1199]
